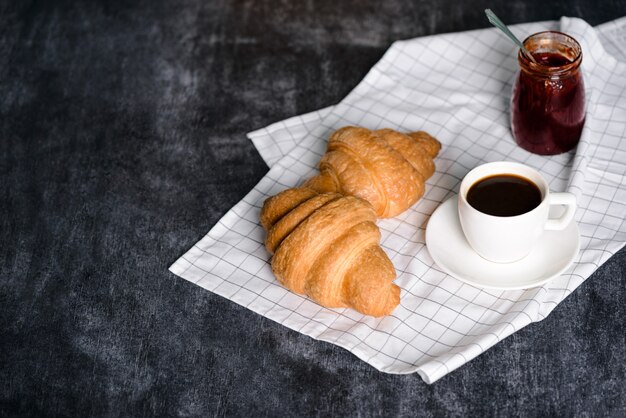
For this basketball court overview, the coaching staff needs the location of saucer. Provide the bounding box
[425,196,580,290]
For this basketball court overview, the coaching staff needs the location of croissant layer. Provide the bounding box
[262,188,400,317]
[304,126,441,217]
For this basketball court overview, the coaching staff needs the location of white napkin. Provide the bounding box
[170,17,626,383]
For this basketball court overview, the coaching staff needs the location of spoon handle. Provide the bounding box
[485,9,538,64]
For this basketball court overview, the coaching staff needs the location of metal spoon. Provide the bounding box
[485,9,538,64]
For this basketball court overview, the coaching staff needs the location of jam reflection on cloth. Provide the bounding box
[511,32,585,156]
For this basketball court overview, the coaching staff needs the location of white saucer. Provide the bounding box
[425,196,580,290]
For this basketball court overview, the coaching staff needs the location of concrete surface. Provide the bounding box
[1,1,625,416]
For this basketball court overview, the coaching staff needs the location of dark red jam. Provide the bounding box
[511,32,585,155]
[534,52,572,67]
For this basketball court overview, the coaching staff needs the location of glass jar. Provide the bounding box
[511,31,585,155]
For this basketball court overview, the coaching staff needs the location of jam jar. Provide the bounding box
[511,31,585,155]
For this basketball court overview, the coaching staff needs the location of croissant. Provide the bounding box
[261,187,400,317]
[304,126,441,217]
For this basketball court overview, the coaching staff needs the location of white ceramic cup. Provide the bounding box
[458,161,576,263]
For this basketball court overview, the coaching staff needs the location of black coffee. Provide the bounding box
[466,174,542,216]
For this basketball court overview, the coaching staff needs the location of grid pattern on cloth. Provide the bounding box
[170,17,626,383]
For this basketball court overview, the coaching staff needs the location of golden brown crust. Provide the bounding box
[305,221,381,308]
[343,246,400,317]
[260,187,317,230]
[273,195,376,294]
[302,169,339,194]
[261,187,399,317]
[375,129,436,179]
[407,131,442,158]
[304,126,441,217]
[265,192,341,254]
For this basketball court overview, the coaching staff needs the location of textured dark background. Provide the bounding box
[2,0,626,416]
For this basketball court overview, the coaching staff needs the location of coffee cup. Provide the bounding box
[458,161,576,263]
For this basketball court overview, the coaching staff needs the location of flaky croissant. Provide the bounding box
[260,187,400,317]
[304,126,441,217]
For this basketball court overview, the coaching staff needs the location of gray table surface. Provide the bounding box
[2,1,626,416]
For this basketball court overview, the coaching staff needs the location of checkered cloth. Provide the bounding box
[170,17,626,383]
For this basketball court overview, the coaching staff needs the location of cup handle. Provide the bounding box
[545,192,577,231]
